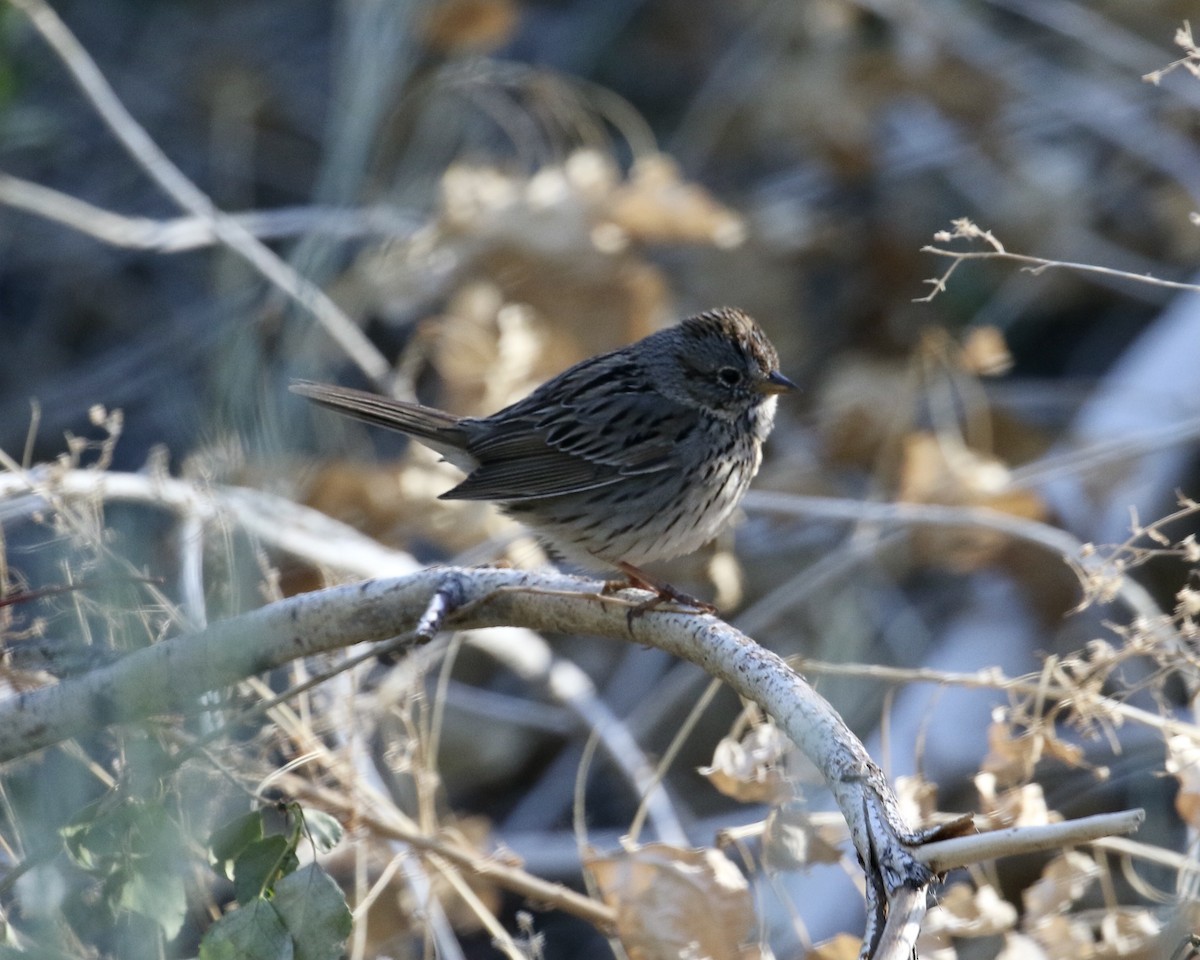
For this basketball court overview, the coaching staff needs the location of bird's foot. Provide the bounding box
[603,561,718,616]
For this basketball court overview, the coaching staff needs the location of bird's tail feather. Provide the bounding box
[290,380,472,466]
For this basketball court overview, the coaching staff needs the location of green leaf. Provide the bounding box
[209,811,266,880]
[60,799,127,871]
[120,860,188,940]
[60,798,178,873]
[233,836,297,905]
[272,865,353,960]
[296,808,342,855]
[199,900,293,960]
[199,866,350,960]
[57,796,188,940]
[123,801,177,860]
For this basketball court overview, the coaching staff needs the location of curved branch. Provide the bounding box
[0,565,932,940]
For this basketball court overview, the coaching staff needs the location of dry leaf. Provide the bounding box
[976,774,1055,829]
[1094,908,1163,959]
[913,921,957,960]
[897,432,1011,506]
[699,722,791,804]
[996,932,1050,960]
[1021,851,1099,920]
[924,882,1017,937]
[897,432,1046,571]
[980,711,1086,786]
[1026,907,1161,960]
[895,774,938,828]
[1025,915,1093,960]
[1165,734,1200,829]
[586,841,757,960]
[898,432,1045,571]
[762,803,844,870]
[806,934,863,960]
[960,325,1013,377]
[431,286,552,416]
[604,154,746,248]
[981,716,1035,785]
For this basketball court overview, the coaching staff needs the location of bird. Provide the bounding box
[291,306,795,610]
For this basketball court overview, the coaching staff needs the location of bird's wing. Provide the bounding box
[443,366,692,502]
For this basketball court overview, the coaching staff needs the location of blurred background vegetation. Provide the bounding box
[1,0,1199,957]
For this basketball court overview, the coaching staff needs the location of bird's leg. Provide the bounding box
[604,561,718,615]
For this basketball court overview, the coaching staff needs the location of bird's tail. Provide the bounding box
[290,381,473,467]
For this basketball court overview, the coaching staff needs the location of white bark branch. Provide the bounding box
[0,564,933,943]
[0,469,1149,953]
[0,172,421,252]
[916,810,1146,873]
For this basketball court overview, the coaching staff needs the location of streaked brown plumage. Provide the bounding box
[291,307,794,581]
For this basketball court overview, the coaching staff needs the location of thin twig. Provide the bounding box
[741,490,1168,627]
[0,173,421,252]
[916,219,1200,303]
[0,466,421,579]
[785,655,1200,744]
[920,246,1200,298]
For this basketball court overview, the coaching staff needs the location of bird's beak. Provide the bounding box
[758,370,798,395]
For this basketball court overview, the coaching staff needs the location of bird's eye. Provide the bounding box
[717,367,743,386]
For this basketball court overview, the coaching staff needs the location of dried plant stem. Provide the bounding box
[919,245,1200,301]
[284,775,618,931]
[786,657,1200,744]
[0,173,421,252]
[5,0,390,385]
[742,490,1168,625]
[0,465,421,579]
[916,219,1200,303]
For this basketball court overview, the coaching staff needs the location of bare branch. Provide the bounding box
[741,490,1170,627]
[0,465,422,579]
[0,173,421,252]
[916,219,1200,302]
[917,809,1145,872]
[0,564,932,930]
[284,775,618,932]
[873,886,928,960]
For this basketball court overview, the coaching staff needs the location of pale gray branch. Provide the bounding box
[0,173,421,252]
[917,809,1146,873]
[0,468,1150,952]
[0,564,932,941]
[0,466,421,579]
[742,490,1167,626]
